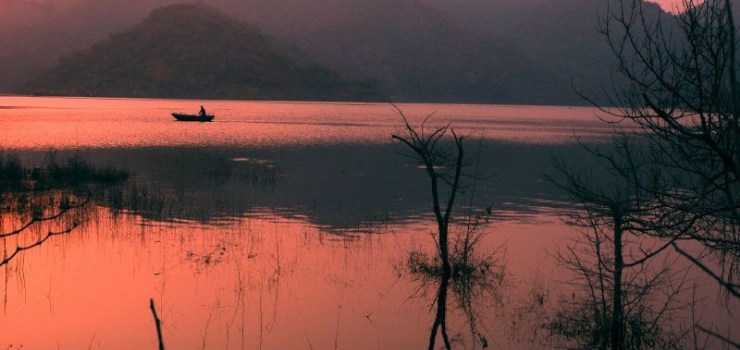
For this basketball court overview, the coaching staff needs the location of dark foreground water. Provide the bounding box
[0,96,736,349]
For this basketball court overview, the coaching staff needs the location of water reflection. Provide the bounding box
[1,151,128,268]
[1,98,736,349]
[0,144,734,349]
[407,246,506,350]
[400,204,506,349]
[10,141,592,232]
[0,97,613,149]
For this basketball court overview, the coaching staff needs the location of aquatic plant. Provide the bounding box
[0,150,130,267]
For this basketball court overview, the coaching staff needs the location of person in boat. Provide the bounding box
[199,105,206,116]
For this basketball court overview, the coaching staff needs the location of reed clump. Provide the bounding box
[1,151,129,194]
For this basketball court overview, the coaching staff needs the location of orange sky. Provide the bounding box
[650,0,701,13]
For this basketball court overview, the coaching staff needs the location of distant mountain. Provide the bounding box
[0,0,153,92]
[420,0,675,102]
[2,0,691,105]
[18,3,384,101]
[273,0,574,104]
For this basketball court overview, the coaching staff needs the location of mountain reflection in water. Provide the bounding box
[0,97,736,349]
[63,142,582,228]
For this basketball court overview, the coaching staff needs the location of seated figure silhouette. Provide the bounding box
[199,105,206,116]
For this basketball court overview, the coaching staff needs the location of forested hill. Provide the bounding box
[18,3,384,102]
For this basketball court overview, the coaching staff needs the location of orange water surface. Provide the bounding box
[0,96,736,349]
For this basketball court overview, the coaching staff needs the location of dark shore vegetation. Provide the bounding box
[0,150,129,267]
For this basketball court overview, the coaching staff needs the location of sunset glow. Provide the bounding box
[650,0,704,13]
[2,0,739,347]
[2,96,737,348]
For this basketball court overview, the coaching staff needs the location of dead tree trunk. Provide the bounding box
[392,111,465,278]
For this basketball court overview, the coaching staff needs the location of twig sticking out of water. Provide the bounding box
[150,298,165,350]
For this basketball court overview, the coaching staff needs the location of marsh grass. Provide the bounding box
[1,150,129,195]
[97,152,281,224]
[1,149,130,267]
[407,245,503,286]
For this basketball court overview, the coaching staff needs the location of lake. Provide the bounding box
[0,96,736,349]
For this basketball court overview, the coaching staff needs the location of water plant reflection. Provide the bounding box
[1,150,129,268]
[407,225,506,350]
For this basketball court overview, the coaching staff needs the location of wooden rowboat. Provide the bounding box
[171,112,214,122]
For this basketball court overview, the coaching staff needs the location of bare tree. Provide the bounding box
[393,107,504,350]
[548,148,701,350]
[570,0,740,346]
[392,108,465,350]
[392,107,465,279]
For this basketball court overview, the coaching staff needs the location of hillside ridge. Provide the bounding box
[18,3,385,102]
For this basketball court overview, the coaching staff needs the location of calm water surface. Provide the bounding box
[0,96,610,148]
[0,96,736,349]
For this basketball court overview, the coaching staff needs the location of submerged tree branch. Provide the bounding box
[0,195,89,239]
[0,222,80,267]
[150,298,166,350]
[0,194,90,267]
[696,324,740,350]
[672,243,740,298]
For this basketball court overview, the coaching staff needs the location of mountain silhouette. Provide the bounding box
[273,0,571,104]
[18,3,384,101]
[3,0,688,105]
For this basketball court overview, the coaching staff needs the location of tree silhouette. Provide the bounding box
[566,0,740,347]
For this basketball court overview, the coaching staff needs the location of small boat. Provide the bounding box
[171,112,214,122]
